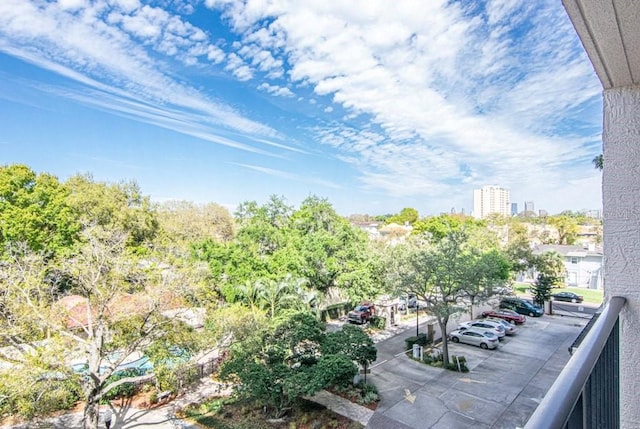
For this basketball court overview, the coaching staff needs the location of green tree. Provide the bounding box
[323,324,377,383]
[219,312,357,418]
[593,154,603,170]
[0,164,79,257]
[504,222,535,273]
[257,275,308,318]
[289,196,376,295]
[532,274,555,308]
[387,207,419,225]
[461,247,512,319]
[412,214,483,242]
[531,251,565,307]
[391,231,471,366]
[0,227,201,429]
[548,215,580,245]
[65,174,159,251]
[155,200,234,255]
[533,251,565,279]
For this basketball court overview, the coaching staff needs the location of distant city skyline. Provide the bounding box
[0,1,603,216]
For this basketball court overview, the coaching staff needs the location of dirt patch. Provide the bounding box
[182,397,364,429]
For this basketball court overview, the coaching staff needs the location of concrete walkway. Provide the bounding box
[306,390,374,426]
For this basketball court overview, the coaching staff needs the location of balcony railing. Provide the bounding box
[524,296,626,429]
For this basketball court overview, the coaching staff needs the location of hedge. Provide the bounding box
[404,333,429,350]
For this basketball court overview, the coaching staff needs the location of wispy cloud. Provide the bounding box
[0,0,285,149]
[208,0,602,207]
[232,162,342,189]
[0,0,603,213]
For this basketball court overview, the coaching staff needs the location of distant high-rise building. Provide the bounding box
[511,203,518,216]
[539,209,549,217]
[524,201,535,213]
[473,186,510,219]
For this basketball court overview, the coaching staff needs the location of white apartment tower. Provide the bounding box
[473,186,510,219]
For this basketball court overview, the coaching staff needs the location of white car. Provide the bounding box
[485,317,517,335]
[458,320,506,339]
[449,328,499,350]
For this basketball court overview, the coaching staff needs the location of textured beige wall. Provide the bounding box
[603,86,640,428]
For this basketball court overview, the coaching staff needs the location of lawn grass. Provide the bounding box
[513,282,603,305]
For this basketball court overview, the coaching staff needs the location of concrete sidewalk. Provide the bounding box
[306,390,374,426]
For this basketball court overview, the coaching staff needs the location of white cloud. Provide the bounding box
[257,82,294,97]
[0,0,286,146]
[233,163,342,189]
[0,0,604,213]
[207,0,603,211]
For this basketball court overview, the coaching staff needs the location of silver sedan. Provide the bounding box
[449,328,500,349]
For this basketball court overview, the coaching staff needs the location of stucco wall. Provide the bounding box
[603,86,640,428]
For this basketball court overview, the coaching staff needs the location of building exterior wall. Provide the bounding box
[473,185,510,219]
[603,86,640,427]
[524,200,534,213]
[564,254,602,289]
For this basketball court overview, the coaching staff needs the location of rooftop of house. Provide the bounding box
[534,244,603,257]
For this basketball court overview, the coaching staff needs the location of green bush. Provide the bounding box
[102,368,144,401]
[0,372,81,419]
[404,333,428,350]
[449,355,469,372]
[369,316,386,330]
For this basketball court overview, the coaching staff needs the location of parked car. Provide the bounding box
[347,303,375,324]
[493,285,514,296]
[458,320,506,339]
[500,297,544,317]
[481,309,526,324]
[449,328,499,350]
[484,317,517,335]
[397,295,426,311]
[551,291,584,303]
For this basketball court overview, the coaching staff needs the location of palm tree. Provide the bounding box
[258,275,307,318]
[236,280,261,313]
[593,154,603,170]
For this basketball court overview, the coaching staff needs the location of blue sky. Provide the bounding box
[0,0,603,216]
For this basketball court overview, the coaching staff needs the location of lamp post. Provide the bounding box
[416,303,419,336]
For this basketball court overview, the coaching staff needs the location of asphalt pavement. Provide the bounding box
[366,312,588,429]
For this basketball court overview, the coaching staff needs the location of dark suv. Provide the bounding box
[500,297,543,317]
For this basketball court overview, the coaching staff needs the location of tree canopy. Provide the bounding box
[219,311,374,418]
[389,229,512,365]
[0,164,78,257]
[195,195,379,306]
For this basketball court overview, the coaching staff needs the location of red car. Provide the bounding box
[481,309,526,324]
[347,303,375,324]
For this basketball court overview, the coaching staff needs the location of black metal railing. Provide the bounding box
[524,296,626,429]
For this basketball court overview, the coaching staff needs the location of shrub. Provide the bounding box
[448,355,469,372]
[404,333,428,350]
[103,368,144,400]
[369,316,386,330]
[0,371,82,419]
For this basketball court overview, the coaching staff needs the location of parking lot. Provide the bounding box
[366,313,588,429]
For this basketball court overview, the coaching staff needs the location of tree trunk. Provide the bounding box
[83,390,100,429]
[469,296,476,320]
[438,319,449,368]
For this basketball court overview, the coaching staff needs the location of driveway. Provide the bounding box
[366,314,587,429]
